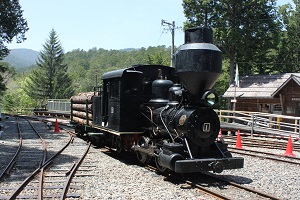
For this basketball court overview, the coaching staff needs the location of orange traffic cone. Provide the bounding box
[217,129,223,142]
[283,135,295,157]
[235,130,244,149]
[54,118,60,133]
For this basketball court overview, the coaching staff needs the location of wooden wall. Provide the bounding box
[233,80,300,116]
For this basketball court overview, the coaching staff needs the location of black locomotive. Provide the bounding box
[71,27,244,173]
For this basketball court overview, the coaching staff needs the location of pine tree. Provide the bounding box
[24,29,74,105]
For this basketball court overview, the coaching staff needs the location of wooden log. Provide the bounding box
[72,104,92,112]
[73,116,93,126]
[72,110,93,120]
[71,92,94,104]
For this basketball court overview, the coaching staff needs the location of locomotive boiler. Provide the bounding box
[71,27,244,173]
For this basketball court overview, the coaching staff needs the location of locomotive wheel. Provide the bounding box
[136,136,151,164]
[155,155,168,173]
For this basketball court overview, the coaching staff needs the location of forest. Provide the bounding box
[1,0,300,113]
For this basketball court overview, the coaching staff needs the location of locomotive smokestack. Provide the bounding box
[174,27,222,96]
[184,27,213,44]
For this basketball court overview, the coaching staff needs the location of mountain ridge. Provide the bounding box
[2,48,39,69]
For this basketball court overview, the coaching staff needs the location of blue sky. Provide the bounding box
[7,0,293,53]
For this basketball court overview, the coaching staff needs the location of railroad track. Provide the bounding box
[97,146,279,200]
[224,135,300,151]
[228,147,300,165]
[6,114,298,199]
[143,164,281,199]
[0,116,91,199]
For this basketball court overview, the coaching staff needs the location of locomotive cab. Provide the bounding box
[94,69,144,132]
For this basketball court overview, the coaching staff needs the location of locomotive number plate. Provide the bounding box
[202,123,210,132]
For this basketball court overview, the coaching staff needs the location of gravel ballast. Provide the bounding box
[1,116,299,199]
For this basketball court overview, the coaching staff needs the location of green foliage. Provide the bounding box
[213,59,230,109]
[0,0,28,59]
[24,29,74,105]
[65,46,172,94]
[147,51,170,66]
[275,1,300,72]
[2,88,37,114]
[182,0,281,83]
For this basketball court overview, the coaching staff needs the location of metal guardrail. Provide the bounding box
[47,99,70,112]
[217,110,300,140]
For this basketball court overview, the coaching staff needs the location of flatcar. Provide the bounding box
[71,27,244,173]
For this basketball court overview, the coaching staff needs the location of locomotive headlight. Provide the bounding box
[202,91,218,106]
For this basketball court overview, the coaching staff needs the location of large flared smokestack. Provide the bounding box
[174,27,222,95]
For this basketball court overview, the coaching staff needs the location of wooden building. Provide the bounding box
[223,73,300,117]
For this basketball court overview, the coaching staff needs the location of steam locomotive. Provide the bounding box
[71,27,244,173]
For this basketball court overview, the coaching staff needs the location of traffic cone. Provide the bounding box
[217,129,223,142]
[235,130,244,149]
[283,135,295,157]
[54,118,60,133]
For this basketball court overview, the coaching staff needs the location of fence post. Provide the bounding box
[277,116,281,130]
[299,119,300,139]
[85,97,89,129]
[70,99,73,122]
[251,114,255,137]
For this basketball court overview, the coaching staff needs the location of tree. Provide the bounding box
[276,1,300,72]
[0,0,28,96]
[0,62,13,95]
[0,0,29,59]
[182,0,281,83]
[24,29,74,105]
[146,51,170,66]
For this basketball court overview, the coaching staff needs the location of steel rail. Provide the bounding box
[229,147,300,165]
[0,117,23,180]
[144,165,229,200]
[25,118,48,200]
[60,142,91,200]
[224,135,300,150]
[8,133,74,199]
[145,163,280,199]
[199,172,281,200]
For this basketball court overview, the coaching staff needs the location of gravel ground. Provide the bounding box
[79,147,211,200]
[1,116,299,199]
[78,140,300,200]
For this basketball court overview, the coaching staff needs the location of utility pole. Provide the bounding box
[161,19,176,67]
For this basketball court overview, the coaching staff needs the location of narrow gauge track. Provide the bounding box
[224,135,300,151]
[0,117,22,180]
[143,165,280,200]
[228,147,300,165]
[0,117,46,198]
[0,116,91,199]
[97,146,278,200]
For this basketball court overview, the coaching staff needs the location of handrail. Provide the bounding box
[217,110,300,140]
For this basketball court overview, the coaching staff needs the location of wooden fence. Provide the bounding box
[217,110,300,140]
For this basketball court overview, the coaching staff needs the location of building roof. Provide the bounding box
[223,73,300,98]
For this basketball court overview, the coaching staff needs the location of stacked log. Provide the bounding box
[72,116,93,126]
[71,92,94,125]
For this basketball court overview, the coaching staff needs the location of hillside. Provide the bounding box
[3,48,39,69]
